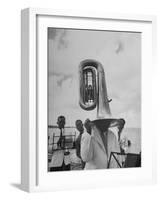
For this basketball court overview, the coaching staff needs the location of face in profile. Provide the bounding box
[84,119,92,134]
[57,116,66,129]
[75,120,84,133]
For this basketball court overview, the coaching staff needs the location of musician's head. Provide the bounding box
[57,115,66,129]
[75,120,84,134]
[84,118,92,134]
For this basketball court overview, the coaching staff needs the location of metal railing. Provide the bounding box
[48,126,77,151]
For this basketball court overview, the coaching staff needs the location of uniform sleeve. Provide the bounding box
[81,132,93,162]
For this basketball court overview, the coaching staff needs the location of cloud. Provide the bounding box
[48,28,57,40]
[48,28,68,49]
[115,41,124,54]
[58,30,68,49]
[51,72,74,87]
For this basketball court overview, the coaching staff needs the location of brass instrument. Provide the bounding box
[79,59,125,131]
[79,59,112,119]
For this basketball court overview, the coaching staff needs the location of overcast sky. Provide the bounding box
[48,28,141,128]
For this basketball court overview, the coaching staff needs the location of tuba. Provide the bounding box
[79,59,125,131]
[79,59,112,119]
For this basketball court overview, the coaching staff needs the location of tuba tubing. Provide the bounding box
[79,59,111,119]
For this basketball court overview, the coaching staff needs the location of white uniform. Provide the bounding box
[81,125,120,169]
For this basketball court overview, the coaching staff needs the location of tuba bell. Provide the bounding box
[79,59,112,119]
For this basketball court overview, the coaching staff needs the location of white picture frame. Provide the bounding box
[21,8,157,192]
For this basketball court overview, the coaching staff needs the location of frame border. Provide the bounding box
[21,8,157,192]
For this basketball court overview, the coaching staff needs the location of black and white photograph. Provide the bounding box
[47,28,141,172]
